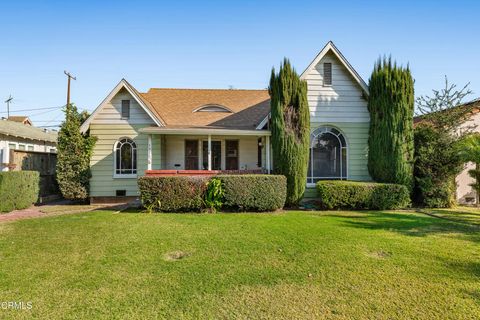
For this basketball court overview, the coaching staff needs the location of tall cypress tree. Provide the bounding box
[367,57,414,190]
[269,59,310,206]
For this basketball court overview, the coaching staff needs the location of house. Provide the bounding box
[81,41,371,203]
[0,117,58,172]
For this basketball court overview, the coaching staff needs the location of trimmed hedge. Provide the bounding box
[219,175,286,211]
[137,175,287,212]
[0,171,40,212]
[138,176,207,212]
[316,180,410,210]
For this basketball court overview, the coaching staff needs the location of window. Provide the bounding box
[18,144,26,151]
[185,140,199,170]
[323,62,332,86]
[226,140,239,170]
[27,145,34,151]
[121,100,130,119]
[193,104,232,113]
[8,143,16,150]
[203,141,221,170]
[114,138,137,176]
[307,127,347,183]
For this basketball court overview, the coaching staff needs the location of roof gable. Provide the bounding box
[300,41,369,95]
[80,79,165,133]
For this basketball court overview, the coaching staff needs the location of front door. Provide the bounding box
[185,140,199,170]
[202,141,221,170]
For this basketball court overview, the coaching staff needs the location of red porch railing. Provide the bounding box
[145,169,265,177]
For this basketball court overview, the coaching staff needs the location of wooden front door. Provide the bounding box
[185,140,199,170]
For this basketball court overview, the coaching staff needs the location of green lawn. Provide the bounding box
[0,209,479,319]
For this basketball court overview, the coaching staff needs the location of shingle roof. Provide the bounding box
[0,120,57,143]
[139,88,270,129]
[414,97,480,124]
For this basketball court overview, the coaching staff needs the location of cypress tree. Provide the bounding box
[269,59,310,206]
[57,103,97,201]
[367,57,414,190]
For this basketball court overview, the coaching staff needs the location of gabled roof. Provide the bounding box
[0,119,57,143]
[80,79,166,133]
[81,80,270,132]
[300,41,369,95]
[414,97,480,125]
[140,88,270,130]
[7,116,33,126]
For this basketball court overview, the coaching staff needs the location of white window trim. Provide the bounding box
[113,137,138,179]
[307,126,348,184]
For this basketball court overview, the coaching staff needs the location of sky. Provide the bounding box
[0,0,479,129]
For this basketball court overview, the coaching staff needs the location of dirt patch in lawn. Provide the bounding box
[367,250,392,259]
[164,251,190,261]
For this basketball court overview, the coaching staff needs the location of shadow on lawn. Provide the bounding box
[329,210,480,243]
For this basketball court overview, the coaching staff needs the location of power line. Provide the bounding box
[0,105,63,114]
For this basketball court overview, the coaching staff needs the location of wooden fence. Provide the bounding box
[9,150,58,196]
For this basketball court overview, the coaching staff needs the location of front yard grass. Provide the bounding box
[0,209,479,319]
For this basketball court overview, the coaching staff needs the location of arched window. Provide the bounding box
[193,104,232,113]
[114,138,137,176]
[307,127,347,183]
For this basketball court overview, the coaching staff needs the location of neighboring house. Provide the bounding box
[7,116,33,126]
[454,98,480,205]
[0,117,58,171]
[81,41,371,203]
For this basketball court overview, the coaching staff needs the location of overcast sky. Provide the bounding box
[0,0,479,128]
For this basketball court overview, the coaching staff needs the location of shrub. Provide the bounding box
[413,124,462,207]
[219,175,286,211]
[138,176,207,212]
[0,171,40,212]
[368,57,414,190]
[204,178,224,213]
[57,104,96,201]
[316,180,410,210]
[269,59,310,206]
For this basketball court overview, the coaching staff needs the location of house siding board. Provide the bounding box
[90,124,157,197]
[305,51,370,181]
[91,88,155,125]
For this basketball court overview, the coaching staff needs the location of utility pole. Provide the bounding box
[64,71,76,108]
[4,95,13,118]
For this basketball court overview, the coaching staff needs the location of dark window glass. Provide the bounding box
[323,63,332,86]
[225,140,239,170]
[203,141,221,170]
[185,140,199,170]
[121,100,130,118]
[257,138,262,168]
[115,138,137,175]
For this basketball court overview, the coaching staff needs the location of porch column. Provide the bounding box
[266,135,271,174]
[147,134,152,170]
[207,134,212,171]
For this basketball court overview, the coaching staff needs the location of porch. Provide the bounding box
[139,127,272,174]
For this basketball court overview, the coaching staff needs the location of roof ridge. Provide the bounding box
[145,88,268,92]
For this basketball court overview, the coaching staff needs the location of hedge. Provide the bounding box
[316,180,410,210]
[138,176,208,212]
[0,171,40,212]
[137,175,287,212]
[219,175,286,211]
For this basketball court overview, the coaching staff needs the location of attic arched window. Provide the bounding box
[114,138,137,176]
[193,104,232,113]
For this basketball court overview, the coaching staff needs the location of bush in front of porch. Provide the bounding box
[137,175,287,213]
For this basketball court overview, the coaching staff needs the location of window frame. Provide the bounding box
[121,100,131,119]
[307,126,348,185]
[113,137,137,178]
[323,62,332,86]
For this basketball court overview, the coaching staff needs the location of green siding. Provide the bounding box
[90,124,161,197]
[311,122,371,181]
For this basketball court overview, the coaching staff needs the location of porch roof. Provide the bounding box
[139,126,271,136]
